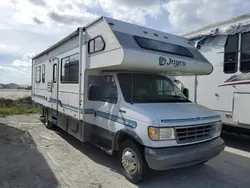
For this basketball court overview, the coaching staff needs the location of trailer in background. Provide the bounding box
[177,13,250,130]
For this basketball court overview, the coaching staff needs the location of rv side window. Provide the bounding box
[61,53,79,83]
[240,32,250,72]
[134,36,193,58]
[88,75,117,104]
[224,34,238,74]
[95,37,105,51]
[35,66,41,83]
[53,64,57,83]
[89,40,94,53]
[88,36,105,54]
[42,64,45,83]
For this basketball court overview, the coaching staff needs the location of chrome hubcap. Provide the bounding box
[121,148,138,175]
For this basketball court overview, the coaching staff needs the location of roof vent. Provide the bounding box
[109,22,114,26]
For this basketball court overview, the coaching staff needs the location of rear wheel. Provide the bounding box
[44,109,53,129]
[119,140,147,183]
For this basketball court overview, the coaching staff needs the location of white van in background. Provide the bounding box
[32,16,225,183]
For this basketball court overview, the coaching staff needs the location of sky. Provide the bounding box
[0,0,250,85]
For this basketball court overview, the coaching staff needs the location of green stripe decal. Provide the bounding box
[84,109,95,114]
[96,111,137,128]
[34,96,137,128]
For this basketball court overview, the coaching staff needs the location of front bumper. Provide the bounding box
[145,137,225,170]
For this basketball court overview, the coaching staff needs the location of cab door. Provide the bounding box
[87,74,119,149]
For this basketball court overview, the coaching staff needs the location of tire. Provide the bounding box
[119,140,148,183]
[44,109,53,129]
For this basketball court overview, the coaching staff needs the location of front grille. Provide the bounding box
[175,123,215,144]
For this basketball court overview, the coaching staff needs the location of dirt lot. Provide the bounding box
[0,89,31,100]
[0,114,250,188]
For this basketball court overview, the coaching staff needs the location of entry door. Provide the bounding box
[50,58,59,112]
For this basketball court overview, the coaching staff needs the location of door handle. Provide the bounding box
[58,100,63,107]
[119,109,126,113]
[94,111,97,117]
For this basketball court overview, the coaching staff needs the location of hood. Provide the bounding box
[132,102,220,127]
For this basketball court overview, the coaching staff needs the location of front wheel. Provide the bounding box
[119,140,148,183]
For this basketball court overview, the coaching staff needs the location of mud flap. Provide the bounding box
[233,93,250,125]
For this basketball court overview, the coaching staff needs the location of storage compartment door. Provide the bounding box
[233,93,250,125]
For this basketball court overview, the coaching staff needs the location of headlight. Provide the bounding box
[214,121,222,133]
[148,127,175,141]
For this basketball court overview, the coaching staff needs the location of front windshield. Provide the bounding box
[117,73,190,103]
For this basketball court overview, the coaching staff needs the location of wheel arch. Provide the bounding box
[113,129,144,151]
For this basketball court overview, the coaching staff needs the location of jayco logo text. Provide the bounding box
[159,57,186,67]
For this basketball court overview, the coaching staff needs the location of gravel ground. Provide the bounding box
[0,89,31,100]
[0,114,250,188]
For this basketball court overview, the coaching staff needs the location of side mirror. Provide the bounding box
[183,88,189,99]
[88,85,101,101]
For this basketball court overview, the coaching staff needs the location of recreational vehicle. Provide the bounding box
[178,13,250,131]
[32,17,225,183]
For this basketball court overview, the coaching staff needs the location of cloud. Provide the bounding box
[0,66,20,73]
[112,0,159,7]
[0,52,34,75]
[48,11,98,25]
[0,44,20,55]
[0,0,99,58]
[98,0,163,24]
[29,0,46,6]
[10,0,48,25]
[0,0,250,85]
[12,60,31,67]
[12,60,32,68]
[163,0,246,32]
[11,53,35,68]
[0,52,34,84]
[9,0,99,26]
[0,28,61,56]
[6,0,164,27]
[33,17,44,24]
[0,66,31,84]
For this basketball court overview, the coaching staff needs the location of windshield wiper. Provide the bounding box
[128,96,175,103]
[126,95,190,103]
[170,95,190,102]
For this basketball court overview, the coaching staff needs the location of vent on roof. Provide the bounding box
[109,22,114,26]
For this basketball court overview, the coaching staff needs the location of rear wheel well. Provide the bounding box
[43,106,46,115]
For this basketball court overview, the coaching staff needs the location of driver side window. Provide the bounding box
[88,75,118,104]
